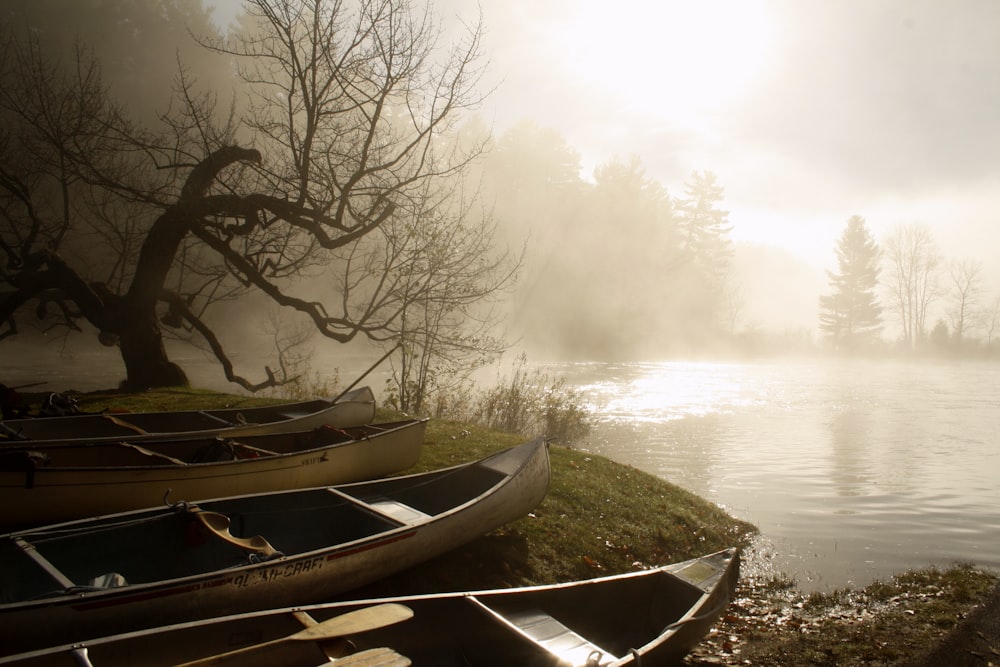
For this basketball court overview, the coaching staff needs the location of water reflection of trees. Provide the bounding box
[825,392,923,499]
[827,405,876,498]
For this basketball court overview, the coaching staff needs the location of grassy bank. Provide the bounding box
[21,388,1000,665]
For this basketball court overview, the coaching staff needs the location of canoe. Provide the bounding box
[0,418,428,529]
[0,548,738,666]
[0,438,550,656]
[0,386,376,445]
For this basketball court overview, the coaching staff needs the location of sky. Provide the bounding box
[208,0,1000,284]
[476,1,1000,270]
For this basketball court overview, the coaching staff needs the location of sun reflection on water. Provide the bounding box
[583,361,774,423]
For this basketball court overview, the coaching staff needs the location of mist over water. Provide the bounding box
[554,358,1000,591]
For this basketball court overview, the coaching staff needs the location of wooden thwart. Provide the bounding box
[13,537,74,590]
[101,414,147,435]
[118,442,187,466]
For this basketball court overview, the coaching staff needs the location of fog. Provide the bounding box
[4,0,1000,389]
[220,0,1000,348]
[443,0,1000,351]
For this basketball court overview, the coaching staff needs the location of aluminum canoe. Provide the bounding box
[0,418,427,529]
[0,437,551,656]
[0,386,376,446]
[0,547,737,666]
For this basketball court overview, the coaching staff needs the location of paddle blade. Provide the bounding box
[333,647,411,666]
[176,605,413,667]
[295,604,414,642]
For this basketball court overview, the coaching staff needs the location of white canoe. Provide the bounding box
[0,418,428,529]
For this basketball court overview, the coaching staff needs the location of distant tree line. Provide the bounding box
[476,121,737,359]
[819,215,1000,356]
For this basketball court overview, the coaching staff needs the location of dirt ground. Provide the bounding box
[902,583,1000,667]
[685,570,1000,667]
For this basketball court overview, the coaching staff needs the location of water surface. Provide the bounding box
[551,359,999,591]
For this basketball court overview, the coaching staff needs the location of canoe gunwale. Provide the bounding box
[0,386,377,447]
[0,419,424,470]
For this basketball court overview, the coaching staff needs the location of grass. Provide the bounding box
[17,388,1000,665]
[384,416,755,590]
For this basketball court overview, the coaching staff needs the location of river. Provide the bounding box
[547,358,1000,591]
[4,344,998,591]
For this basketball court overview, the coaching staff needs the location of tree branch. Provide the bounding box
[161,289,291,392]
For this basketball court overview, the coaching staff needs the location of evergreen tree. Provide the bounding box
[673,170,733,337]
[676,170,732,281]
[819,215,882,349]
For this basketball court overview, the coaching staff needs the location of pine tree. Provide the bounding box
[673,171,733,335]
[675,171,732,283]
[819,215,882,349]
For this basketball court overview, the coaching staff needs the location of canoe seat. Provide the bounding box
[367,498,431,523]
[87,572,128,588]
[504,609,618,667]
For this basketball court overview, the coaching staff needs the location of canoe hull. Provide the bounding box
[0,387,376,446]
[0,419,427,528]
[0,439,550,655]
[0,548,738,666]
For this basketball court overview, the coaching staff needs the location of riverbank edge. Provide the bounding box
[18,387,1000,665]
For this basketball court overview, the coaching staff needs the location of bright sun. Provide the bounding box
[551,0,775,132]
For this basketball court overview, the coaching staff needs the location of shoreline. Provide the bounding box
[6,387,999,665]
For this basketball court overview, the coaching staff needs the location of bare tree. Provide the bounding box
[379,176,521,415]
[0,0,491,390]
[721,271,745,337]
[984,295,1000,347]
[944,257,984,347]
[882,223,940,350]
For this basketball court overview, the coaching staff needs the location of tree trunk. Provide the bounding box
[117,311,188,390]
[112,146,260,391]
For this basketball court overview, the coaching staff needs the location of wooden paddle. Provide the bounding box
[176,604,413,667]
[328,647,411,666]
